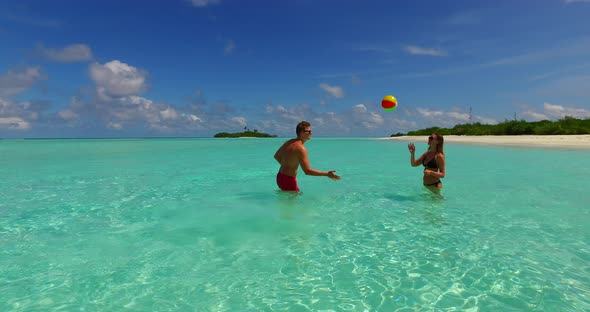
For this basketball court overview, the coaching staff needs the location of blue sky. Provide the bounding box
[1,0,589,138]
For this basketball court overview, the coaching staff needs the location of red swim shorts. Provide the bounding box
[276,171,300,191]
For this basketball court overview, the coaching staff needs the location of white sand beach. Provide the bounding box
[379,135,590,149]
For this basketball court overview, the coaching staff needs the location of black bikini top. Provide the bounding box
[423,154,438,169]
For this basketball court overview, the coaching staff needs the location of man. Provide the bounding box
[274,121,340,192]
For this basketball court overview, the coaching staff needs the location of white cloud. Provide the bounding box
[404,45,448,56]
[230,116,247,127]
[351,104,384,129]
[224,40,235,55]
[97,95,203,131]
[190,0,221,7]
[416,108,462,119]
[56,96,84,124]
[319,83,345,98]
[563,0,590,3]
[107,122,123,130]
[0,117,31,130]
[353,104,367,113]
[415,108,497,126]
[266,105,286,114]
[260,102,393,136]
[544,102,590,118]
[0,67,45,96]
[476,117,499,125]
[38,44,93,62]
[90,60,148,98]
[187,114,201,122]
[58,109,79,121]
[391,118,417,130]
[160,107,178,120]
[521,110,549,121]
[264,104,309,124]
[446,111,470,121]
[0,96,49,130]
[520,103,590,121]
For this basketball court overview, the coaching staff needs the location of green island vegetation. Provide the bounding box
[214,126,277,138]
[391,116,590,137]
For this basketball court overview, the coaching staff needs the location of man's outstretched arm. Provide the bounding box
[299,148,340,180]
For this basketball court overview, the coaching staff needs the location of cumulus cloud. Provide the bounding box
[57,96,83,122]
[53,92,204,134]
[521,103,590,121]
[476,116,500,125]
[107,121,123,130]
[58,109,79,121]
[0,97,48,130]
[352,104,368,114]
[38,44,93,62]
[351,104,384,129]
[414,107,497,126]
[189,0,221,7]
[265,104,310,125]
[404,45,448,56]
[521,110,549,121]
[544,102,590,118]
[160,107,178,120]
[416,108,468,121]
[0,67,45,97]
[230,116,247,127]
[90,60,148,99]
[319,83,345,98]
[260,102,396,136]
[100,95,202,132]
[0,117,31,130]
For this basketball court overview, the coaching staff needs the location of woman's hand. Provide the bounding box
[408,143,416,153]
[424,169,434,176]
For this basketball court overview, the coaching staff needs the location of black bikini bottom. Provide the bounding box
[424,180,441,187]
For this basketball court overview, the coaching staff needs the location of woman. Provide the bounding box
[408,133,446,191]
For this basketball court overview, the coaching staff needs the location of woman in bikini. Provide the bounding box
[408,133,446,191]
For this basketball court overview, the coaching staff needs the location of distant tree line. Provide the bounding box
[214,126,277,138]
[391,116,590,136]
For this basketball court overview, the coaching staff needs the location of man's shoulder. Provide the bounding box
[285,140,305,153]
[285,138,303,146]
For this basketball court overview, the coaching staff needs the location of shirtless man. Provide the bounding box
[274,121,340,191]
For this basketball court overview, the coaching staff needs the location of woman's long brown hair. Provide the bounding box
[434,133,444,155]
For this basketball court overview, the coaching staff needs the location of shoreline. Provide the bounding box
[378,135,590,149]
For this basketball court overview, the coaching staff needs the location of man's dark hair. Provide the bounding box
[296,121,311,136]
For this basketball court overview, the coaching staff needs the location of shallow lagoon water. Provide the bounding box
[1,138,589,311]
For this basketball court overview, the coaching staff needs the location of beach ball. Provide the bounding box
[381,95,397,112]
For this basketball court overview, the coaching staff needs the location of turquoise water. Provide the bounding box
[1,138,589,311]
